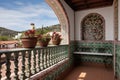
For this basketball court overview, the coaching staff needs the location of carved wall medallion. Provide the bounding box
[81,13,105,41]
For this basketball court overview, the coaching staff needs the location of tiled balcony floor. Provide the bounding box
[63,63,115,80]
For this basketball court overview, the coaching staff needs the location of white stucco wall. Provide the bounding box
[75,6,114,40]
[60,0,75,41]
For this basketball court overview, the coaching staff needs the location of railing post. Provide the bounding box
[53,47,56,64]
[27,50,31,78]
[49,47,52,66]
[45,48,48,68]
[37,49,41,71]
[0,53,2,79]
[32,50,37,74]
[40,49,43,70]
[5,53,11,80]
[51,48,54,65]
[47,48,50,67]
[14,52,19,80]
[21,51,26,79]
[42,49,45,69]
[43,48,47,69]
[56,46,59,62]
[46,48,48,68]
[54,47,57,64]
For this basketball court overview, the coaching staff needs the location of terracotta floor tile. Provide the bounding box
[64,64,114,80]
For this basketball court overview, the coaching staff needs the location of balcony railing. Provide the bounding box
[0,45,69,80]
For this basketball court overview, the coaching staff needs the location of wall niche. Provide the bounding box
[81,13,105,41]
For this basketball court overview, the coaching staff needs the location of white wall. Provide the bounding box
[75,6,114,40]
[60,0,75,41]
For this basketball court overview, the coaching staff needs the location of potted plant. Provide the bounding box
[51,32,62,45]
[20,23,37,48]
[38,33,51,47]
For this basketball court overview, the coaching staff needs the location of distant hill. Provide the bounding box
[36,24,61,32]
[0,24,61,37]
[0,27,19,37]
[35,24,61,34]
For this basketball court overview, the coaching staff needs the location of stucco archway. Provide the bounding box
[45,0,69,44]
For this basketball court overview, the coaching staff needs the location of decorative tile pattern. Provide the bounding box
[42,41,114,79]
[115,43,120,79]
[75,41,113,54]
[43,41,74,80]
[74,41,113,64]
[81,13,105,40]
[43,60,72,80]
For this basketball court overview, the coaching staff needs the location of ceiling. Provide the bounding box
[64,0,114,11]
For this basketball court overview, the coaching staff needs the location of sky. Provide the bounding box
[0,0,59,31]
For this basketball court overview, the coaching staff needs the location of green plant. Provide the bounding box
[0,36,10,41]
[38,33,51,42]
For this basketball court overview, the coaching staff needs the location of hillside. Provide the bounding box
[0,24,61,37]
[36,24,61,34]
[0,27,19,37]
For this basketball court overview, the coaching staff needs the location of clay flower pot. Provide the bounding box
[52,39,62,45]
[51,32,62,45]
[21,37,37,48]
[39,39,50,47]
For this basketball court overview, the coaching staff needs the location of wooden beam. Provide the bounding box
[74,2,112,11]
[73,0,113,7]
[71,0,85,3]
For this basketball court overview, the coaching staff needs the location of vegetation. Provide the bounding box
[0,27,19,37]
[0,36,13,41]
[0,24,60,41]
[36,24,61,35]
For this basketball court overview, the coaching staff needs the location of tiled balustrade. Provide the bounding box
[0,45,69,80]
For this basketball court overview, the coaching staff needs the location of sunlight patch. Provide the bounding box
[79,72,86,78]
[78,72,87,80]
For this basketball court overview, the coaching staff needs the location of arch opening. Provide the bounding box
[45,0,69,44]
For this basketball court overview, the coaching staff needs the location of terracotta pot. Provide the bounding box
[52,39,62,45]
[39,39,50,47]
[21,37,37,48]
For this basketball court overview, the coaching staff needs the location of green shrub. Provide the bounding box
[0,36,11,41]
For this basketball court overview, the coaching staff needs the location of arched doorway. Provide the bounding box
[45,0,69,44]
[81,13,105,41]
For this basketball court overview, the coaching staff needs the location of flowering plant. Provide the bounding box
[20,23,38,48]
[38,33,51,42]
[51,32,62,45]
[23,29,36,38]
[52,32,62,41]
[21,23,36,38]
[38,33,51,47]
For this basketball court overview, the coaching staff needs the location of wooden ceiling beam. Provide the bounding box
[73,0,113,7]
[74,1,112,11]
[64,0,113,11]
[89,1,113,7]
[71,0,85,3]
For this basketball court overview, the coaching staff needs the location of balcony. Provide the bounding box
[0,41,116,80]
[0,45,70,80]
[0,0,120,80]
